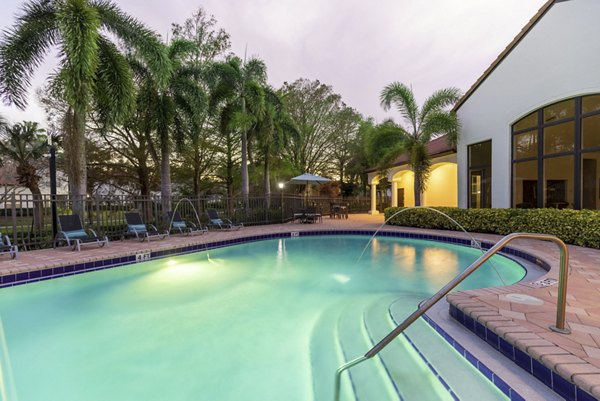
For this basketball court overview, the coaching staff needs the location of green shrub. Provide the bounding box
[384,207,600,249]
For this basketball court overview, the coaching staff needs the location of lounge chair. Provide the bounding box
[125,212,168,242]
[0,232,18,259]
[165,211,208,236]
[55,214,109,252]
[206,209,243,230]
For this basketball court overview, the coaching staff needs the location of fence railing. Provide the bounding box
[0,194,371,251]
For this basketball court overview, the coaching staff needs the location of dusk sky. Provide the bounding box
[0,0,547,125]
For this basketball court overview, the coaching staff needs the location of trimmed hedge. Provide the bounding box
[384,207,600,249]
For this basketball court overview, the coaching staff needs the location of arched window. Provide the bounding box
[512,95,600,209]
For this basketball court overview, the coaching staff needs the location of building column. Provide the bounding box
[369,183,379,215]
[391,181,398,207]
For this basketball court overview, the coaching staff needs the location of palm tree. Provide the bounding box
[0,121,47,229]
[210,56,267,206]
[379,83,461,206]
[135,39,207,213]
[0,0,170,214]
[251,87,297,206]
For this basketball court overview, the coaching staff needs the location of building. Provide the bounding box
[368,0,600,213]
[457,0,600,210]
[366,137,457,214]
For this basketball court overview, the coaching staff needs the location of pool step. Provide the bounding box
[311,295,508,401]
[337,298,399,401]
[310,302,351,401]
[391,302,509,401]
[363,296,453,401]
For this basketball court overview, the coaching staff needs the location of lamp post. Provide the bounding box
[48,133,58,240]
[278,182,285,223]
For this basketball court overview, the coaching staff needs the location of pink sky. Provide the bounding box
[0,0,547,125]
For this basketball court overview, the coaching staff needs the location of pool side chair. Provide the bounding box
[206,209,243,231]
[0,232,18,259]
[166,211,208,236]
[125,212,168,242]
[55,214,109,252]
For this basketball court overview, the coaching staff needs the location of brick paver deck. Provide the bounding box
[1,213,599,397]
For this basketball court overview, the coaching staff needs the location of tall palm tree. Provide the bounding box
[0,121,47,229]
[135,39,206,213]
[251,87,297,206]
[210,56,267,206]
[0,0,170,214]
[380,83,461,206]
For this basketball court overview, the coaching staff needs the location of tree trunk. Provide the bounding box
[240,97,249,209]
[226,133,234,216]
[264,154,271,209]
[193,146,201,198]
[414,173,422,207]
[138,164,150,197]
[29,182,43,231]
[160,143,172,215]
[70,108,87,217]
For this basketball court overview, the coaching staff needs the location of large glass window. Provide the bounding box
[512,94,600,209]
[513,161,537,208]
[544,156,574,208]
[543,122,574,154]
[582,152,600,210]
[468,141,492,208]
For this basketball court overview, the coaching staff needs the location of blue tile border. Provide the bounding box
[404,310,527,401]
[0,229,545,289]
[448,304,597,401]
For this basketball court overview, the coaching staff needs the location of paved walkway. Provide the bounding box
[1,213,600,398]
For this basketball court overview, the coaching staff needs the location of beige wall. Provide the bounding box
[423,163,458,207]
[392,171,415,207]
[390,162,457,207]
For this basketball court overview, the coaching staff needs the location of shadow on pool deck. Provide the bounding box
[2,213,600,398]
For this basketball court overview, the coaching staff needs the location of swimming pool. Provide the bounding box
[0,235,525,401]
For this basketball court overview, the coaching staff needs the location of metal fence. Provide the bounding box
[0,194,371,251]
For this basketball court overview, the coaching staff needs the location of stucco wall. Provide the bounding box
[457,0,600,208]
[424,163,458,207]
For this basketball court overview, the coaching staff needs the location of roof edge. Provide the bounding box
[453,0,557,111]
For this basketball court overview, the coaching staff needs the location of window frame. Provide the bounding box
[468,139,492,209]
[511,95,600,209]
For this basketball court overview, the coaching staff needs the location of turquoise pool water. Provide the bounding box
[0,236,525,401]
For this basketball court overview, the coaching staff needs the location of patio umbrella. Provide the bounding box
[287,173,332,205]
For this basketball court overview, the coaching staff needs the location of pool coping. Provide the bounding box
[0,230,546,288]
[0,226,594,400]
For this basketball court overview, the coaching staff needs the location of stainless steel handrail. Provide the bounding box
[333,233,570,401]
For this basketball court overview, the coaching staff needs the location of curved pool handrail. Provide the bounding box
[333,232,570,401]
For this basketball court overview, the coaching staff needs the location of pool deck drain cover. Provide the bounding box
[502,293,544,305]
[530,278,558,288]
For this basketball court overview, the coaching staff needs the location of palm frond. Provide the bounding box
[0,0,59,108]
[93,35,134,128]
[244,57,267,83]
[56,0,101,108]
[419,87,462,125]
[421,110,460,145]
[367,121,409,169]
[92,0,171,88]
[167,38,197,60]
[243,81,265,118]
[379,82,419,133]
